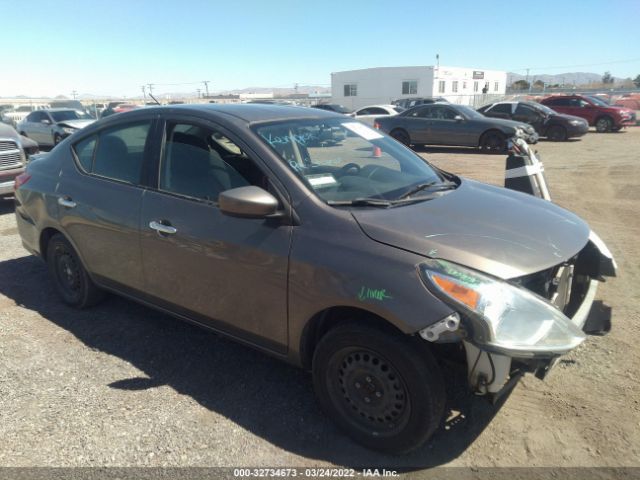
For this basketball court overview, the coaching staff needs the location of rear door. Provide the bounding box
[139,116,292,352]
[483,103,513,120]
[513,103,544,132]
[57,118,156,291]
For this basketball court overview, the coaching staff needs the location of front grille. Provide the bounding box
[0,139,22,170]
[0,140,19,152]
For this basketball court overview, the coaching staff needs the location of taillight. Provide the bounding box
[14,173,31,191]
[373,121,381,130]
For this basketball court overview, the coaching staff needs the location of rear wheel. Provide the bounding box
[546,125,567,141]
[595,116,613,133]
[312,323,445,454]
[479,130,506,152]
[390,129,410,146]
[47,233,105,308]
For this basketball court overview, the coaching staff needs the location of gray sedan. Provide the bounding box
[14,104,611,453]
[18,108,95,147]
[375,103,538,151]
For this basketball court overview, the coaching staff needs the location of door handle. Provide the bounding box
[58,197,77,208]
[149,220,177,235]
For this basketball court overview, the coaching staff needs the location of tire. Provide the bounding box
[595,116,613,133]
[546,125,567,141]
[390,129,410,146]
[479,130,506,153]
[312,323,445,454]
[46,233,105,308]
[612,126,622,132]
[54,134,63,145]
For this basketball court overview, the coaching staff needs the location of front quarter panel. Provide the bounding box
[288,199,454,365]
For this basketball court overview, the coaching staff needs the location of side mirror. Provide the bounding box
[219,186,279,218]
[454,115,464,122]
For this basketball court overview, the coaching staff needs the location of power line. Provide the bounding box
[509,57,640,73]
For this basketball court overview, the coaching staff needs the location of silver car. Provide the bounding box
[18,108,95,147]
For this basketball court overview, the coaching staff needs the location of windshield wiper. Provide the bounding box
[396,181,457,200]
[327,197,392,207]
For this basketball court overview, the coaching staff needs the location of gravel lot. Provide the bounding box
[0,127,639,471]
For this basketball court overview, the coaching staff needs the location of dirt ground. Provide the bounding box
[0,127,639,472]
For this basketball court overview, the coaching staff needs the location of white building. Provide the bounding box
[331,66,507,109]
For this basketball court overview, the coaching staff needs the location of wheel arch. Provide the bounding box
[478,128,507,146]
[299,306,405,370]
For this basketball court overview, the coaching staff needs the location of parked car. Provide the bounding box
[393,97,448,109]
[100,102,140,118]
[1,105,47,127]
[18,109,95,147]
[14,104,613,453]
[312,103,353,114]
[0,123,38,197]
[375,103,538,151]
[540,95,636,133]
[477,101,589,141]
[353,104,404,126]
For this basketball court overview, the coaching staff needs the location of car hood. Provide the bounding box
[351,179,590,279]
[57,119,95,129]
[549,113,586,123]
[0,122,21,139]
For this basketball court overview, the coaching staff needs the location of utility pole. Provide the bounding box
[147,83,154,96]
[526,68,530,92]
[196,88,201,99]
[203,80,210,98]
[294,83,299,94]
[71,90,78,100]
[141,85,147,104]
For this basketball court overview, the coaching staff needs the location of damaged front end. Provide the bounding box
[418,232,615,401]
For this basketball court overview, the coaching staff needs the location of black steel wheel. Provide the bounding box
[312,323,445,454]
[390,129,410,146]
[479,131,506,152]
[546,125,567,141]
[47,233,105,308]
[595,116,613,133]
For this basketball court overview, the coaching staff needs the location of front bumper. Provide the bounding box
[566,123,590,137]
[0,166,24,196]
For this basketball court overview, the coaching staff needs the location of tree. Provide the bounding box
[512,80,530,90]
[533,80,545,89]
[602,71,614,84]
[634,75,640,88]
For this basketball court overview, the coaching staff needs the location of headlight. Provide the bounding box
[569,120,583,126]
[62,127,77,134]
[419,259,585,357]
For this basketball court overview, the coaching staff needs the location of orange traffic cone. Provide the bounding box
[372,146,382,158]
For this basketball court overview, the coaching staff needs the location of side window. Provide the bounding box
[73,135,97,172]
[160,122,267,202]
[515,104,538,119]
[367,107,388,115]
[356,108,371,116]
[93,122,151,184]
[430,106,456,120]
[411,106,432,118]
[490,103,512,115]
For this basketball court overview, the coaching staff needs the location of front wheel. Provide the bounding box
[595,116,613,133]
[479,131,506,152]
[312,323,445,454]
[47,233,105,308]
[546,125,567,141]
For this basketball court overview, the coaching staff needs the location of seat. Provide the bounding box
[94,135,140,183]
[165,142,227,201]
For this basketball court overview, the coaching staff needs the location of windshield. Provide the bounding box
[586,96,610,106]
[254,118,450,204]
[455,105,486,120]
[50,110,91,122]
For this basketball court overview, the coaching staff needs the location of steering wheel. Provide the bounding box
[337,163,361,177]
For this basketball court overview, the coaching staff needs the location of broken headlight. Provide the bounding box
[419,259,585,357]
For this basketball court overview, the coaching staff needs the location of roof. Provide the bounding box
[148,103,340,123]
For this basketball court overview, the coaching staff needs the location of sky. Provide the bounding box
[1,0,639,98]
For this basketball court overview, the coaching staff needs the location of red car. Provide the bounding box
[540,95,636,133]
